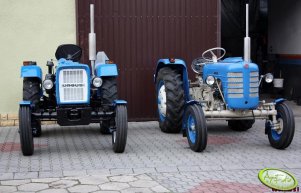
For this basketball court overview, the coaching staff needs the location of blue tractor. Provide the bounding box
[19,5,128,156]
[154,4,295,152]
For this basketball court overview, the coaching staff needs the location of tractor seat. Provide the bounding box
[55,44,82,62]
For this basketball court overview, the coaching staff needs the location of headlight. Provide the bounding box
[206,76,215,85]
[92,77,103,87]
[265,73,273,83]
[43,79,53,90]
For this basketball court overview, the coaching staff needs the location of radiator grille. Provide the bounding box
[227,71,259,98]
[227,72,243,98]
[58,69,88,103]
[249,71,259,98]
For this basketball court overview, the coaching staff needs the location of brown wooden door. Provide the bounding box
[76,0,220,121]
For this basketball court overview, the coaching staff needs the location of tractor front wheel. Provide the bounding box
[112,105,128,153]
[267,102,295,149]
[184,104,207,152]
[228,120,255,131]
[156,67,184,133]
[19,106,34,156]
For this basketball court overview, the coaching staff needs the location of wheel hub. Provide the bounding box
[158,85,167,117]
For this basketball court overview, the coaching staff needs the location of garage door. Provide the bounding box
[76,0,220,120]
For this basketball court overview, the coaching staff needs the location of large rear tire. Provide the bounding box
[23,78,40,108]
[100,120,112,134]
[100,77,118,134]
[184,104,207,152]
[101,77,118,105]
[156,67,184,133]
[112,105,128,153]
[228,120,255,131]
[268,102,295,149]
[19,106,34,156]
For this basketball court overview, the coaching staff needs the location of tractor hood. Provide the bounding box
[203,57,259,109]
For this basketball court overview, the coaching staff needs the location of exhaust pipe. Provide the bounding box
[89,4,96,76]
[244,3,251,63]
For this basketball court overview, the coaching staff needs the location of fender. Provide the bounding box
[21,65,42,81]
[154,59,190,101]
[19,101,31,106]
[96,64,118,77]
[274,98,286,105]
[114,100,127,105]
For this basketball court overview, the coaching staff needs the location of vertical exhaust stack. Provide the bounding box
[244,3,251,63]
[89,4,96,76]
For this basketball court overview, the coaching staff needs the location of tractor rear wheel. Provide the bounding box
[268,102,295,149]
[19,106,34,156]
[23,78,40,108]
[112,105,128,153]
[32,120,42,137]
[100,77,118,134]
[101,77,118,105]
[100,120,112,134]
[228,120,255,131]
[156,67,184,133]
[184,104,207,152]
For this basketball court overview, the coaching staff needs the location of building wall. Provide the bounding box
[77,0,220,120]
[268,0,301,54]
[0,0,76,125]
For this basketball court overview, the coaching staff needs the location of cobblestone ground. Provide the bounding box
[0,105,300,192]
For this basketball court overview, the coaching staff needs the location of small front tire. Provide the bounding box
[184,104,207,152]
[268,102,295,149]
[19,106,34,156]
[112,105,128,153]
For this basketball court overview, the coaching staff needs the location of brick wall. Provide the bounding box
[0,114,56,127]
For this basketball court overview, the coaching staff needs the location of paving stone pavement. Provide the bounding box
[0,104,300,192]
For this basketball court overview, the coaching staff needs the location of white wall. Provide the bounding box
[0,0,76,114]
[268,0,301,54]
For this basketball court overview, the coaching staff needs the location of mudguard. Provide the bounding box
[154,59,190,101]
[95,64,118,77]
[114,100,127,105]
[19,101,31,106]
[274,98,286,105]
[21,65,42,81]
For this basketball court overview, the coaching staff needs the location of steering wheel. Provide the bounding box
[202,47,226,63]
[191,57,207,74]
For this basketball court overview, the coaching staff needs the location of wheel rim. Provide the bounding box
[187,114,196,144]
[157,81,167,121]
[271,117,284,141]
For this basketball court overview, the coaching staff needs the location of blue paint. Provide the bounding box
[55,59,91,105]
[187,114,196,144]
[21,65,42,80]
[274,98,286,104]
[19,101,31,106]
[157,80,166,122]
[96,64,118,77]
[114,100,127,105]
[154,58,190,101]
[203,57,259,109]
